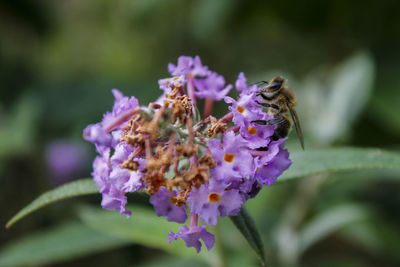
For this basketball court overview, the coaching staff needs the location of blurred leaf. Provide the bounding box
[299,204,370,253]
[192,0,237,39]
[338,221,382,254]
[137,257,209,267]
[8,147,400,228]
[225,252,259,267]
[230,207,266,267]
[339,219,400,261]
[217,217,264,266]
[130,0,166,18]
[279,147,400,182]
[6,178,97,228]
[0,222,129,267]
[79,205,211,260]
[300,51,375,144]
[310,256,373,267]
[0,95,41,157]
[370,79,400,134]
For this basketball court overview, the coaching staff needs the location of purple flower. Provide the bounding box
[92,151,132,216]
[45,140,89,184]
[168,56,209,77]
[109,166,143,193]
[110,89,139,117]
[194,72,232,100]
[84,89,139,152]
[84,56,294,253]
[188,179,243,225]
[159,75,185,92]
[101,89,139,132]
[110,143,135,165]
[235,72,258,94]
[239,115,275,149]
[253,139,292,186]
[110,144,144,191]
[150,188,188,223]
[90,142,145,217]
[168,56,232,101]
[111,130,124,148]
[83,124,112,153]
[101,185,131,217]
[169,225,215,253]
[224,93,262,128]
[209,131,253,182]
[92,150,111,193]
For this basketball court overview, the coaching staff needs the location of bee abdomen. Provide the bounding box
[271,116,291,141]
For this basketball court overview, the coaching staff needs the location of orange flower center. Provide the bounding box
[236,106,245,113]
[224,153,235,163]
[208,193,221,203]
[248,126,257,135]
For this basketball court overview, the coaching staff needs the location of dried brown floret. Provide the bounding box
[164,88,193,124]
[170,188,191,206]
[144,172,167,195]
[207,120,227,137]
[120,160,139,171]
[198,154,216,169]
[176,144,198,157]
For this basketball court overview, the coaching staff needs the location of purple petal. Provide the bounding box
[188,180,243,225]
[150,188,187,223]
[168,225,215,253]
[235,72,247,92]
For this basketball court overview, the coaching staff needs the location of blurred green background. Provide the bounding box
[1,0,400,266]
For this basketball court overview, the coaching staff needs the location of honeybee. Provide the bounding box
[253,76,304,150]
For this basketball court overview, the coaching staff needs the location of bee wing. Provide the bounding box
[251,80,269,86]
[287,102,305,150]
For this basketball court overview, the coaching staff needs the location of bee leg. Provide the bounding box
[252,116,285,125]
[269,116,291,141]
[256,101,270,108]
[251,120,268,125]
[266,116,285,125]
[256,116,291,150]
[256,102,280,110]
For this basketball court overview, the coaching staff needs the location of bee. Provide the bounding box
[252,76,304,150]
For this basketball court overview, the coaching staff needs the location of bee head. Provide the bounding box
[266,77,284,92]
[255,76,286,100]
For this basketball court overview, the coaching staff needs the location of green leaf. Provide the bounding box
[0,95,41,158]
[137,257,209,267]
[6,179,98,229]
[299,203,370,253]
[371,78,400,134]
[230,207,266,267]
[7,147,400,230]
[299,51,375,144]
[339,218,400,258]
[279,147,400,182]
[0,222,129,267]
[79,205,211,259]
[191,0,237,40]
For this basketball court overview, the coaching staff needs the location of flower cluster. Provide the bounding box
[84,56,291,253]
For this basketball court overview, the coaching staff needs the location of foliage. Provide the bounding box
[1,0,400,266]
[3,147,400,266]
